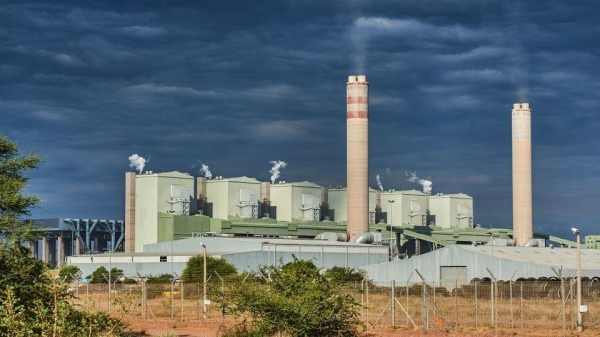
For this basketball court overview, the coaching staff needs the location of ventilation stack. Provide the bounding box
[346,75,369,241]
[512,103,533,245]
[261,182,271,218]
[124,172,136,253]
[197,177,207,215]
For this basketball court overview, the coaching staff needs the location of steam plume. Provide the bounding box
[406,171,433,194]
[269,160,287,184]
[376,174,384,192]
[128,154,146,174]
[200,164,212,180]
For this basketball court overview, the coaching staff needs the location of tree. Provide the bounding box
[58,265,81,284]
[182,255,237,283]
[0,133,134,335]
[146,273,173,284]
[0,132,43,242]
[225,257,362,337]
[88,266,124,284]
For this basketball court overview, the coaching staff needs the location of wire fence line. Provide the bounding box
[69,270,600,333]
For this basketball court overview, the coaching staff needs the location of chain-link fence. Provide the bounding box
[70,270,600,333]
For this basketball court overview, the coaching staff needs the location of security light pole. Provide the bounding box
[572,228,583,332]
[388,199,395,260]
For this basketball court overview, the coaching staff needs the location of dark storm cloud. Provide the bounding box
[1,0,598,238]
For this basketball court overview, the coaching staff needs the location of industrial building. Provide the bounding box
[269,181,322,222]
[206,176,261,220]
[67,236,389,277]
[327,187,378,224]
[132,171,195,252]
[380,190,428,226]
[33,218,124,267]
[428,193,474,228]
[364,244,600,287]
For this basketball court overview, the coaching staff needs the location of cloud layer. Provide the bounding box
[1,1,599,239]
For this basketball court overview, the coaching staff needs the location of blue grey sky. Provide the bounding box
[2,1,598,239]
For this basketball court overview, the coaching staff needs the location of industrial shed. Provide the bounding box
[364,244,600,288]
[67,236,389,278]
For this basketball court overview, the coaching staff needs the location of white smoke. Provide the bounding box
[269,160,287,184]
[128,154,146,174]
[200,164,212,180]
[376,174,384,192]
[386,167,391,174]
[406,171,433,194]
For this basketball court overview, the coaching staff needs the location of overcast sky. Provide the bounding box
[2,1,598,239]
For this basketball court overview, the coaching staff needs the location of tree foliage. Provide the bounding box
[181,255,237,283]
[323,267,367,285]
[225,256,362,337]
[0,132,43,242]
[0,133,134,335]
[87,266,124,284]
[58,265,81,284]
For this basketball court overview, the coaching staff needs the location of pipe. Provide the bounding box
[523,239,539,247]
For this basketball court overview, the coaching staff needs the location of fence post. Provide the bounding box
[197,282,200,321]
[170,279,174,318]
[510,271,516,328]
[391,280,396,327]
[86,278,90,312]
[432,281,436,320]
[406,272,413,325]
[520,281,523,331]
[142,278,147,321]
[474,281,478,329]
[174,272,183,322]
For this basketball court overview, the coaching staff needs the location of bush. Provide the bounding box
[87,266,124,284]
[224,256,362,336]
[146,274,173,284]
[323,266,367,285]
[182,255,237,283]
[58,265,81,284]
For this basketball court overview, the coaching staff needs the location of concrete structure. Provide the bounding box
[270,181,322,222]
[428,193,473,228]
[260,182,271,218]
[347,75,369,241]
[135,171,194,252]
[124,172,136,252]
[67,236,389,277]
[512,103,533,245]
[364,244,600,287]
[33,218,124,266]
[196,177,208,215]
[327,187,378,224]
[380,190,428,226]
[206,176,261,220]
[585,235,600,249]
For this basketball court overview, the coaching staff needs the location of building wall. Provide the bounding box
[328,188,377,223]
[429,193,473,228]
[380,190,427,226]
[207,177,261,220]
[270,182,322,222]
[157,213,211,243]
[135,172,194,252]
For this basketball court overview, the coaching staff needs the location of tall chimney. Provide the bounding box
[197,177,207,215]
[512,102,533,245]
[124,172,136,252]
[347,75,369,241]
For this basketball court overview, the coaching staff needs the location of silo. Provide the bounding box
[347,75,369,241]
[512,103,533,245]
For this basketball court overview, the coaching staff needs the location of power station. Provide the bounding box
[31,75,598,287]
